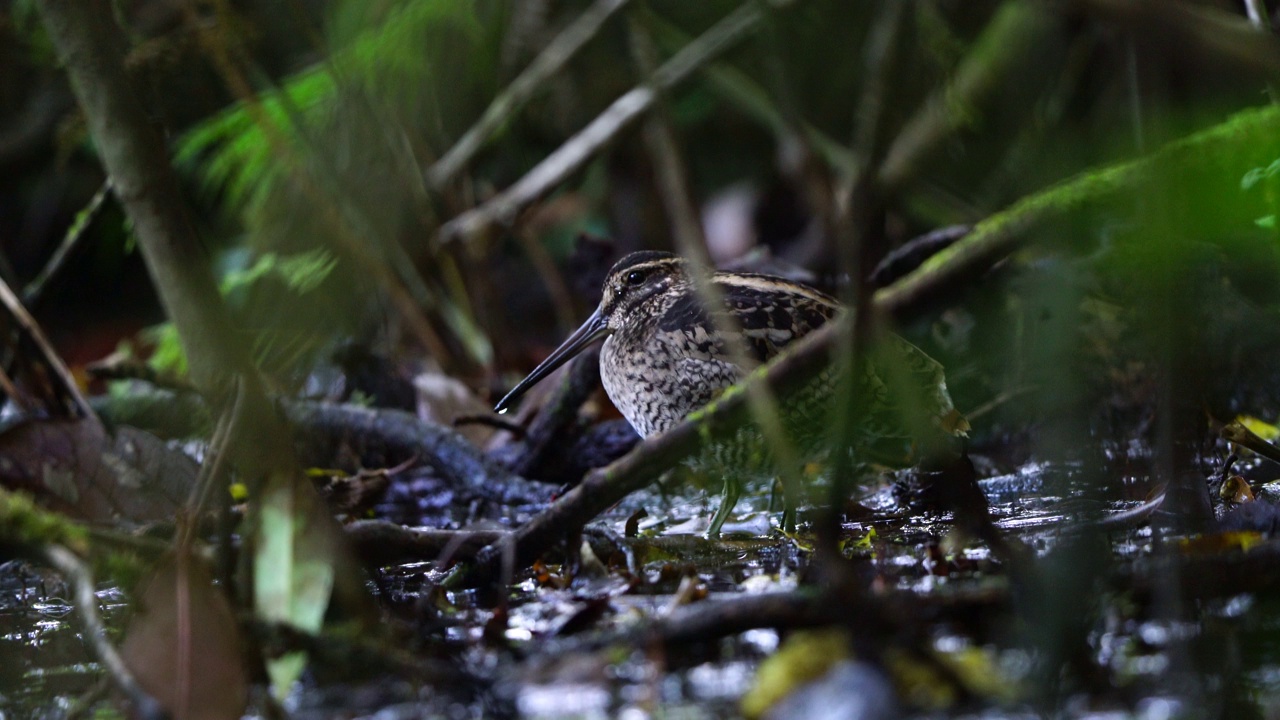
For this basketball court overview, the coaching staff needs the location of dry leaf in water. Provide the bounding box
[121,552,247,720]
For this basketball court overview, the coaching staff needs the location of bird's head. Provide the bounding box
[494,250,689,414]
[597,251,689,330]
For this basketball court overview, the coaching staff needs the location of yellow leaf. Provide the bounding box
[1237,415,1280,442]
[742,629,850,718]
[1179,531,1265,554]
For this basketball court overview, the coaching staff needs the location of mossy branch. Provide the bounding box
[879,104,1280,314]
[465,102,1280,584]
[0,487,90,555]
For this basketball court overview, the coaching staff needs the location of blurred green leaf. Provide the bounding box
[220,249,338,296]
[175,69,336,213]
[1241,158,1280,190]
[255,471,336,700]
[176,0,484,216]
[142,322,188,377]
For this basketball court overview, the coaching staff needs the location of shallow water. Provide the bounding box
[6,452,1280,718]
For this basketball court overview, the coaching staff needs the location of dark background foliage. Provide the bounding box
[7,0,1280,716]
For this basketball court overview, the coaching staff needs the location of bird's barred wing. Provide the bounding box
[655,275,837,364]
[714,275,838,363]
[868,334,969,437]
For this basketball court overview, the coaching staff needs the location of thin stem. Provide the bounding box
[43,545,167,719]
[23,178,113,307]
[440,0,773,243]
[628,7,803,527]
[821,0,902,555]
[0,273,95,417]
[180,375,243,548]
[428,0,634,188]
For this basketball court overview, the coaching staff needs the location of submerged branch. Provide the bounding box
[285,402,549,506]
[346,521,507,566]
[43,545,166,720]
[93,390,551,507]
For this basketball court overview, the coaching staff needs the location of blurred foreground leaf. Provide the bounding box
[742,628,850,718]
[0,418,195,523]
[175,0,485,216]
[254,471,337,699]
[121,552,248,720]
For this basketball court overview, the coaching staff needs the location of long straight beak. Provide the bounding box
[494,308,610,414]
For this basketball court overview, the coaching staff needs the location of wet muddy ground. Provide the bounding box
[7,431,1280,719]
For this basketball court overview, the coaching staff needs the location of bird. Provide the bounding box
[495,250,966,536]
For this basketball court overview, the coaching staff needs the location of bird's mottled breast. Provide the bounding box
[601,294,723,437]
[599,275,838,438]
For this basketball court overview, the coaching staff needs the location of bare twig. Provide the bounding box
[543,580,1012,664]
[878,4,1053,194]
[42,545,167,720]
[428,0,634,188]
[23,178,113,307]
[646,11,854,174]
[89,387,553,505]
[0,274,95,418]
[1221,421,1280,465]
[440,1,772,243]
[282,401,550,506]
[627,10,802,526]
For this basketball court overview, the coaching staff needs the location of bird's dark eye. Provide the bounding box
[625,270,647,285]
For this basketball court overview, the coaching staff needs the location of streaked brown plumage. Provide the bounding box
[496,250,964,536]
[596,251,837,437]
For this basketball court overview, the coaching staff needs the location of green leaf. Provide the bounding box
[142,322,188,376]
[1241,157,1280,190]
[254,472,337,700]
[174,69,336,214]
[175,0,484,217]
[219,249,337,295]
